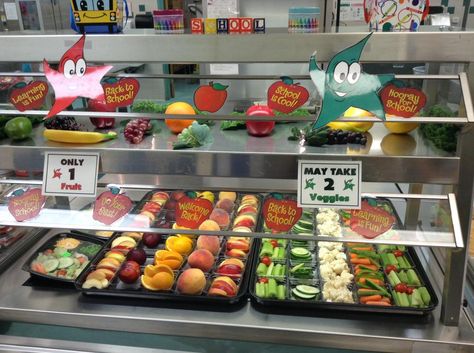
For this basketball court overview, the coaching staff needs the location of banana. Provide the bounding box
[327,121,374,132]
[43,129,117,144]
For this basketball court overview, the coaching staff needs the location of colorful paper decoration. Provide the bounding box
[103,78,140,109]
[263,197,302,232]
[93,187,133,225]
[8,188,45,222]
[364,0,429,32]
[348,199,396,239]
[193,82,228,113]
[380,84,426,118]
[9,81,48,111]
[267,76,309,114]
[44,35,112,119]
[175,196,213,229]
[310,33,395,128]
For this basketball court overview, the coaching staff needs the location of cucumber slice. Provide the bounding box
[58,257,74,269]
[43,259,59,273]
[290,263,305,273]
[296,284,320,295]
[292,288,316,299]
[290,247,311,258]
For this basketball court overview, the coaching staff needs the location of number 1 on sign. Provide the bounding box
[68,168,75,180]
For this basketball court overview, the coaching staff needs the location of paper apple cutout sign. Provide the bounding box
[263,197,302,232]
[103,78,140,109]
[193,82,228,113]
[380,84,426,118]
[93,187,133,225]
[8,188,45,222]
[348,200,396,239]
[175,196,213,229]
[9,81,48,112]
[267,76,309,114]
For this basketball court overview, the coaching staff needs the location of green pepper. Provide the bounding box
[4,117,32,140]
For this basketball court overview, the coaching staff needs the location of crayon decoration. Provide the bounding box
[288,7,320,33]
[153,9,184,34]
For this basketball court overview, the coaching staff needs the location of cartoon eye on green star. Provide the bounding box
[309,33,395,129]
[344,179,355,191]
[305,178,316,190]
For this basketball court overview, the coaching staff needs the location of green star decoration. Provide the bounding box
[305,178,316,190]
[309,33,395,129]
[344,179,355,191]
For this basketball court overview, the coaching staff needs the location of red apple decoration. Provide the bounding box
[194,82,228,113]
[88,96,115,129]
[267,76,309,114]
[142,233,161,248]
[245,105,275,137]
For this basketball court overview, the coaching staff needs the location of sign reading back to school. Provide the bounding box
[297,161,362,209]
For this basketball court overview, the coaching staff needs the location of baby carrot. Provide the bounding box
[360,295,382,303]
[366,301,392,306]
[351,258,371,265]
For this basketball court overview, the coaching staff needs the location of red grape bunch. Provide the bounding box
[124,119,152,144]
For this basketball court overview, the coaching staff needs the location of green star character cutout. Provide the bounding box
[309,33,395,128]
[344,179,355,191]
[305,178,316,190]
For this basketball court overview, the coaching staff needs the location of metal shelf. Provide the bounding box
[0,124,460,184]
[0,30,474,63]
[0,232,472,353]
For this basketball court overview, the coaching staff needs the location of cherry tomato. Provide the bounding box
[406,287,414,295]
[259,278,269,284]
[384,265,398,274]
[270,240,278,248]
[393,250,404,257]
[394,283,408,293]
[261,256,272,266]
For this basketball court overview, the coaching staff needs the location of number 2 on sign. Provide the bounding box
[324,178,334,191]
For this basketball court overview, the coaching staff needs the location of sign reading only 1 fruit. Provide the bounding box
[42,152,100,197]
[297,160,362,209]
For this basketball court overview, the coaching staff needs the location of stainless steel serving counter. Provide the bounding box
[0,231,472,353]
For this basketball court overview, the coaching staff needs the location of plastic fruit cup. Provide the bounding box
[245,105,275,137]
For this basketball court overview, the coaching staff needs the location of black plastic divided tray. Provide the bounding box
[75,189,263,310]
[22,232,105,284]
[75,233,257,309]
[249,198,438,316]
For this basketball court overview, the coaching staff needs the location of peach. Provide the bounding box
[198,219,221,231]
[209,208,230,229]
[187,249,215,272]
[215,199,234,213]
[177,268,207,295]
[218,191,237,202]
[196,235,221,255]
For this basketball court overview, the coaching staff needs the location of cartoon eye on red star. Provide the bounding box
[43,34,113,119]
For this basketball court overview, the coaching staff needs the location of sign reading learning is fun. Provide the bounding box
[297,161,362,209]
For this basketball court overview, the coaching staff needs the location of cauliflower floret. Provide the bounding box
[331,259,349,275]
[317,222,342,237]
[340,270,354,284]
[316,211,340,224]
[319,264,335,281]
[335,252,347,261]
[318,247,330,258]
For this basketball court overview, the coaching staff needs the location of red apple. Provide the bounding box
[119,261,140,283]
[245,105,275,137]
[142,233,161,248]
[127,248,147,265]
[88,97,115,129]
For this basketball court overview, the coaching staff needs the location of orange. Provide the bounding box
[154,250,183,262]
[165,102,196,134]
[141,275,157,290]
[150,271,174,290]
[157,259,183,270]
[166,236,194,255]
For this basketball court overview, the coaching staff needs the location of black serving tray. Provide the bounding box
[75,190,262,311]
[22,232,105,284]
[249,198,438,316]
[75,233,257,310]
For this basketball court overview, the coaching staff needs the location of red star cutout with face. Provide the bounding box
[43,35,112,119]
[52,168,62,179]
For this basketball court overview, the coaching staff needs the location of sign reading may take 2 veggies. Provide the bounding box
[297,161,362,209]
